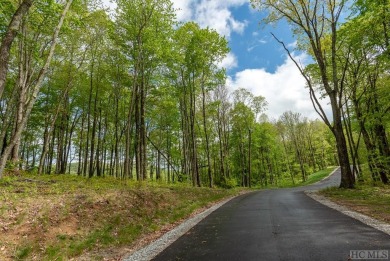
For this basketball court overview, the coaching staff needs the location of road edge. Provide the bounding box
[305,190,390,236]
[312,166,340,185]
[121,195,238,261]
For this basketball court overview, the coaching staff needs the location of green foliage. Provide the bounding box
[217,177,238,189]
[0,0,16,37]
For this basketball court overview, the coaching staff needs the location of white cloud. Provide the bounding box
[171,0,193,21]
[258,39,267,44]
[230,18,248,35]
[247,46,256,52]
[247,37,267,52]
[287,40,298,48]
[218,52,238,70]
[171,0,249,38]
[227,54,331,120]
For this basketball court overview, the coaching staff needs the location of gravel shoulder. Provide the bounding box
[305,190,390,236]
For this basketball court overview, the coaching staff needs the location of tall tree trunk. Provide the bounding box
[217,106,225,181]
[95,122,101,177]
[89,84,98,178]
[140,78,147,180]
[135,88,141,181]
[190,78,200,187]
[342,100,361,179]
[78,113,86,175]
[47,126,56,174]
[332,114,354,188]
[114,96,120,177]
[124,82,136,179]
[201,86,212,187]
[0,0,33,99]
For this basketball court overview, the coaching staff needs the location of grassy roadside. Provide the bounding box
[0,173,246,261]
[319,184,390,224]
[269,166,337,188]
[318,165,390,225]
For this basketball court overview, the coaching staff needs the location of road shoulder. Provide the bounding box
[121,194,245,261]
[305,190,390,236]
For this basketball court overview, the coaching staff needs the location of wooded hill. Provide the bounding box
[0,0,389,188]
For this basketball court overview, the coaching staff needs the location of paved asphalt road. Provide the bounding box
[153,169,390,261]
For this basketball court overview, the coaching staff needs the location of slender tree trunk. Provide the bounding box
[95,107,102,177]
[114,97,120,177]
[166,129,171,183]
[124,81,136,179]
[88,98,98,177]
[47,127,56,174]
[156,151,161,180]
[140,78,147,180]
[78,113,85,175]
[201,86,212,187]
[0,0,33,99]
[217,106,225,181]
[190,78,200,187]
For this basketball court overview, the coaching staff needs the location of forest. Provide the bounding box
[0,0,389,188]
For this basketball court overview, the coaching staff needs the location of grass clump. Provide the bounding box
[15,244,33,261]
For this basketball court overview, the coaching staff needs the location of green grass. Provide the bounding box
[67,224,115,257]
[269,166,337,188]
[317,163,390,224]
[319,183,390,223]
[15,245,33,260]
[300,167,337,186]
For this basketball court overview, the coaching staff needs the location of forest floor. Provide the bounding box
[0,172,246,261]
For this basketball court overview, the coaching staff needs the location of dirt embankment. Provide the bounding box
[0,175,240,260]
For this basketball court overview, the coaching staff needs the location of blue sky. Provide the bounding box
[105,0,330,120]
[226,3,293,75]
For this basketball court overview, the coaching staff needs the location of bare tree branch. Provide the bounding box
[271,32,331,127]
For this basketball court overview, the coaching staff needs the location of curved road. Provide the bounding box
[153,169,390,260]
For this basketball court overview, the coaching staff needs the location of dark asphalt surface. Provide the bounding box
[153,169,390,261]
